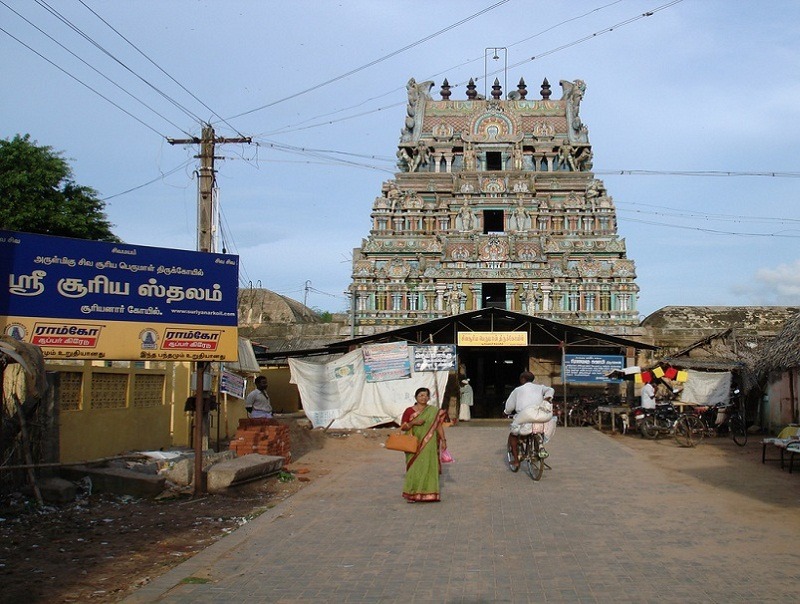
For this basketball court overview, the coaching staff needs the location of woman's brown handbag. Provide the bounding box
[385,431,418,453]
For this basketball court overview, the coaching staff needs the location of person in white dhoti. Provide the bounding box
[459,379,473,421]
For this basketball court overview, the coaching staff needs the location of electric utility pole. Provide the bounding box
[168,124,251,496]
[168,124,252,252]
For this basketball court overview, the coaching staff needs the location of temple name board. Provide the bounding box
[457,332,528,347]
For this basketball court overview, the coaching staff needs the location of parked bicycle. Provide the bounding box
[566,396,601,427]
[673,393,748,447]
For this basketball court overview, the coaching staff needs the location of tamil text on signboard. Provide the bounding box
[362,341,411,383]
[457,331,528,347]
[413,344,457,372]
[0,230,239,361]
[563,354,624,383]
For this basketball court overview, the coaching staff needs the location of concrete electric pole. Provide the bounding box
[168,124,251,496]
[168,124,252,252]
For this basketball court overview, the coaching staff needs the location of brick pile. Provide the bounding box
[228,418,291,463]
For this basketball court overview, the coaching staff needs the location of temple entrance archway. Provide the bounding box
[459,347,528,418]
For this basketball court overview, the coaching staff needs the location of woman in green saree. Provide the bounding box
[400,387,447,502]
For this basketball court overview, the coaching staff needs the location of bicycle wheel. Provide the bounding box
[674,415,703,447]
[506,441,520,472]
[731,416,748,446]
[524,435,544,481]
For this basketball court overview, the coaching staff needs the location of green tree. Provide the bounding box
[0,134,120,242]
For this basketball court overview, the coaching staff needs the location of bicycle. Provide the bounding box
[506,417,556,480]
[676,400,748,447]
[566,396,600,427]
[506,430,550,481]
[673,412,705,447]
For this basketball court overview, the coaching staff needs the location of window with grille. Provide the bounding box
[58,372,83,411]
[90,373,128,409]
[133,374,165,408]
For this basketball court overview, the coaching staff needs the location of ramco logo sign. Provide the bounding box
[31,323,102,348]
[162,329,221,351]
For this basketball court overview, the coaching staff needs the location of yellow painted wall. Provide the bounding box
[60,406,172,462]
[264,366,301,413]
[50,361,302,462]
[52,361,178,463]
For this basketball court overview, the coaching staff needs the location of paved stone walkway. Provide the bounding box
[125,425,800,603]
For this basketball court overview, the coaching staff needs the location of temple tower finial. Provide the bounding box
[466,78,478,100]
[540,78,551,100]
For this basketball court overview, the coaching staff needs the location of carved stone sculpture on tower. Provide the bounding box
[409,140,431,172]
[401,78,434,143]
[509,201,530,233]
[558,139,577,171]
[560,79,589,143]
[455,201,475,232]
[447,288,462,316]
[523,285,541,314]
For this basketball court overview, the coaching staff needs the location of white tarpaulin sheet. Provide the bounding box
[289,348,449,429]
[679,370,731,406]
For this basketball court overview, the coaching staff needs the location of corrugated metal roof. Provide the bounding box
[223,337,260,373]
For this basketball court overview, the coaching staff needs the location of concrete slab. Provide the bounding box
[162,450,236,486]
[35,477,77,504]
[60,465,165,498]
[206,454,284,492]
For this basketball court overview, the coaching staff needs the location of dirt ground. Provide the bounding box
[0,421,797,603]
[0,420,385,603]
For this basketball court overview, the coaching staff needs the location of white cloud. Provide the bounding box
[732,260,800,305]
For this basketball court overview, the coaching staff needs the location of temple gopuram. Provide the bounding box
[349,76,639,336]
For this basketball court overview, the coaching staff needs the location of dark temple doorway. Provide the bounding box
[459,347,529,418]
[482,282,506,309]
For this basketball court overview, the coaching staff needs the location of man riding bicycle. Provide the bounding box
[504,371,554,470]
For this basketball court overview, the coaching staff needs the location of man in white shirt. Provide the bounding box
[640,382,656,410]
[245,376,273,418]
[504,371,554,470]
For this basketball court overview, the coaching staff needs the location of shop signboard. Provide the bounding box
[220,370,246,399]
[0,230,239,361]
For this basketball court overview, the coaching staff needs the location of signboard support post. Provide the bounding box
[193,362,207,497]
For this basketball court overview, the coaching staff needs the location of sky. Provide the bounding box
[2,0,799,318]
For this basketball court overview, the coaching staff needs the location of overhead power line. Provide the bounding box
[597,169,800,178]
[101,159,194,201]
[262,0,684,138]
[0,0,193,137]
[620,216,800,238]
[0,24,167,138]
[33,0,203,125]
[76,0,247,139]
[225,0,513,121]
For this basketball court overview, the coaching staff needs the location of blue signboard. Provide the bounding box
[1,230,239,360]
[362,342,411,383]
[563,354,624,384]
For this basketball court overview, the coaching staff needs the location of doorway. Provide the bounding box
[459,347,529,418]
[482,282,506,309]
[483,209,504,233]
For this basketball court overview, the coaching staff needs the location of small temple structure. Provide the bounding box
[349,76,639,336]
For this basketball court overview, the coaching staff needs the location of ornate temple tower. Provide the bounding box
[349,76,639,336]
